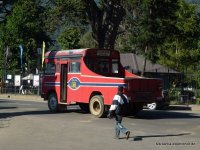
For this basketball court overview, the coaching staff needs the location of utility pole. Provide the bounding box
[3,46,8,93]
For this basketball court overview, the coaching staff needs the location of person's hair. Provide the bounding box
[117,86,123,95]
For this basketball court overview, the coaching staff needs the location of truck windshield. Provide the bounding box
[85,58,119,75]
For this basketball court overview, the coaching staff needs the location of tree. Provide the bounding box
[79,31,96,48]
[0,0,16,22]
[118,0,181,75]
[116,0,200,77]
[45,0,126,49]
[44,0,86,33]
[57,28,81,49]
[0,0,49,76]
[159,0,200,72]
[82,0,126,49]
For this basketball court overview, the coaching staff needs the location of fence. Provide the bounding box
[168,88,197,105]
[0,86,40,95]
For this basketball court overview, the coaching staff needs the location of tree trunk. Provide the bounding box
[141,45,148,76]
[83,0,125,49]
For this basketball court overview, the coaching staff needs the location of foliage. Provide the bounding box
[0,0,16,22]
[57,28,81,49]
[159,0,200,72]
[79,31,96,48]
[44,0,86,33]
[43,0,87,50]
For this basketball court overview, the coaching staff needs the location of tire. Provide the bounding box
[48,93,59,113]
[89,95,105,118]
[147,102,157,110]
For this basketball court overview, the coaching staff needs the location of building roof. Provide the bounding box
[120,53,179,74]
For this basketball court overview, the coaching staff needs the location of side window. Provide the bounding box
[112,59,119,73]
[45,62,56,74]
[85,58,94,71]
[69,62,80,73]
[95,59,109,73]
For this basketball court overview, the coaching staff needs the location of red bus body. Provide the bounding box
[41,48,162,117]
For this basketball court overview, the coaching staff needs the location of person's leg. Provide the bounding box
[117,116,130,139]
[115,122,120,138]
[118,122,129,134]
[115,115,122,139]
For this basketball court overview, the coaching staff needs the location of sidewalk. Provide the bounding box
[168,104,200,111]
[0,94,44,102]
[189,104,200,111]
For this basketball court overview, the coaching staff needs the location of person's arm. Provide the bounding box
[107,95,119,119]
[123,94,129,103]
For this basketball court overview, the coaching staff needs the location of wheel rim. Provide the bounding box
[49,96,57,110]
[147,103,156,110]
[91,99,101,116]
[93,101,100,112]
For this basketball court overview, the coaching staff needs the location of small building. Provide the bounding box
[120,53,181,90]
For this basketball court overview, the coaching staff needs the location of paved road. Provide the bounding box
[0,98,200,150]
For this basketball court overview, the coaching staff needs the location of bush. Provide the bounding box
[196,98,200,105]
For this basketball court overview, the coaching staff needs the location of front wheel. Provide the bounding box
[48,93,59,113]
[89,95,105,118]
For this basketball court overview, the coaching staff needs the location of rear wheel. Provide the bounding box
[89,95,105,118]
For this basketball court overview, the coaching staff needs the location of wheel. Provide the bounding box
[48,93,59,112]
[147,102,157,110]
[89,95,105,118]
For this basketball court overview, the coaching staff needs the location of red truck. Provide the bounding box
[41,48,163,117]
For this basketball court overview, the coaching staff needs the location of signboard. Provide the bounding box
[7,74,12,80]
[33,75,40,87]
[14,75,21,86]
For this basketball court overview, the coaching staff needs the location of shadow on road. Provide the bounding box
[165,105,192,111]
[0,110,51,119]
[0,105,87,120]
[0,106,18,109]
[130,132,191,141]
[129,109,200,120]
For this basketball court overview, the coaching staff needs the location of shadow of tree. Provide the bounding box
[0,105,88,120]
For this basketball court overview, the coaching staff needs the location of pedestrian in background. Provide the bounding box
[108,86,130,140]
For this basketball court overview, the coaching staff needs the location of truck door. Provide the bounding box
[60,64,68,102]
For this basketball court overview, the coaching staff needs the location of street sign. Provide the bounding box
[14,75,21,86]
